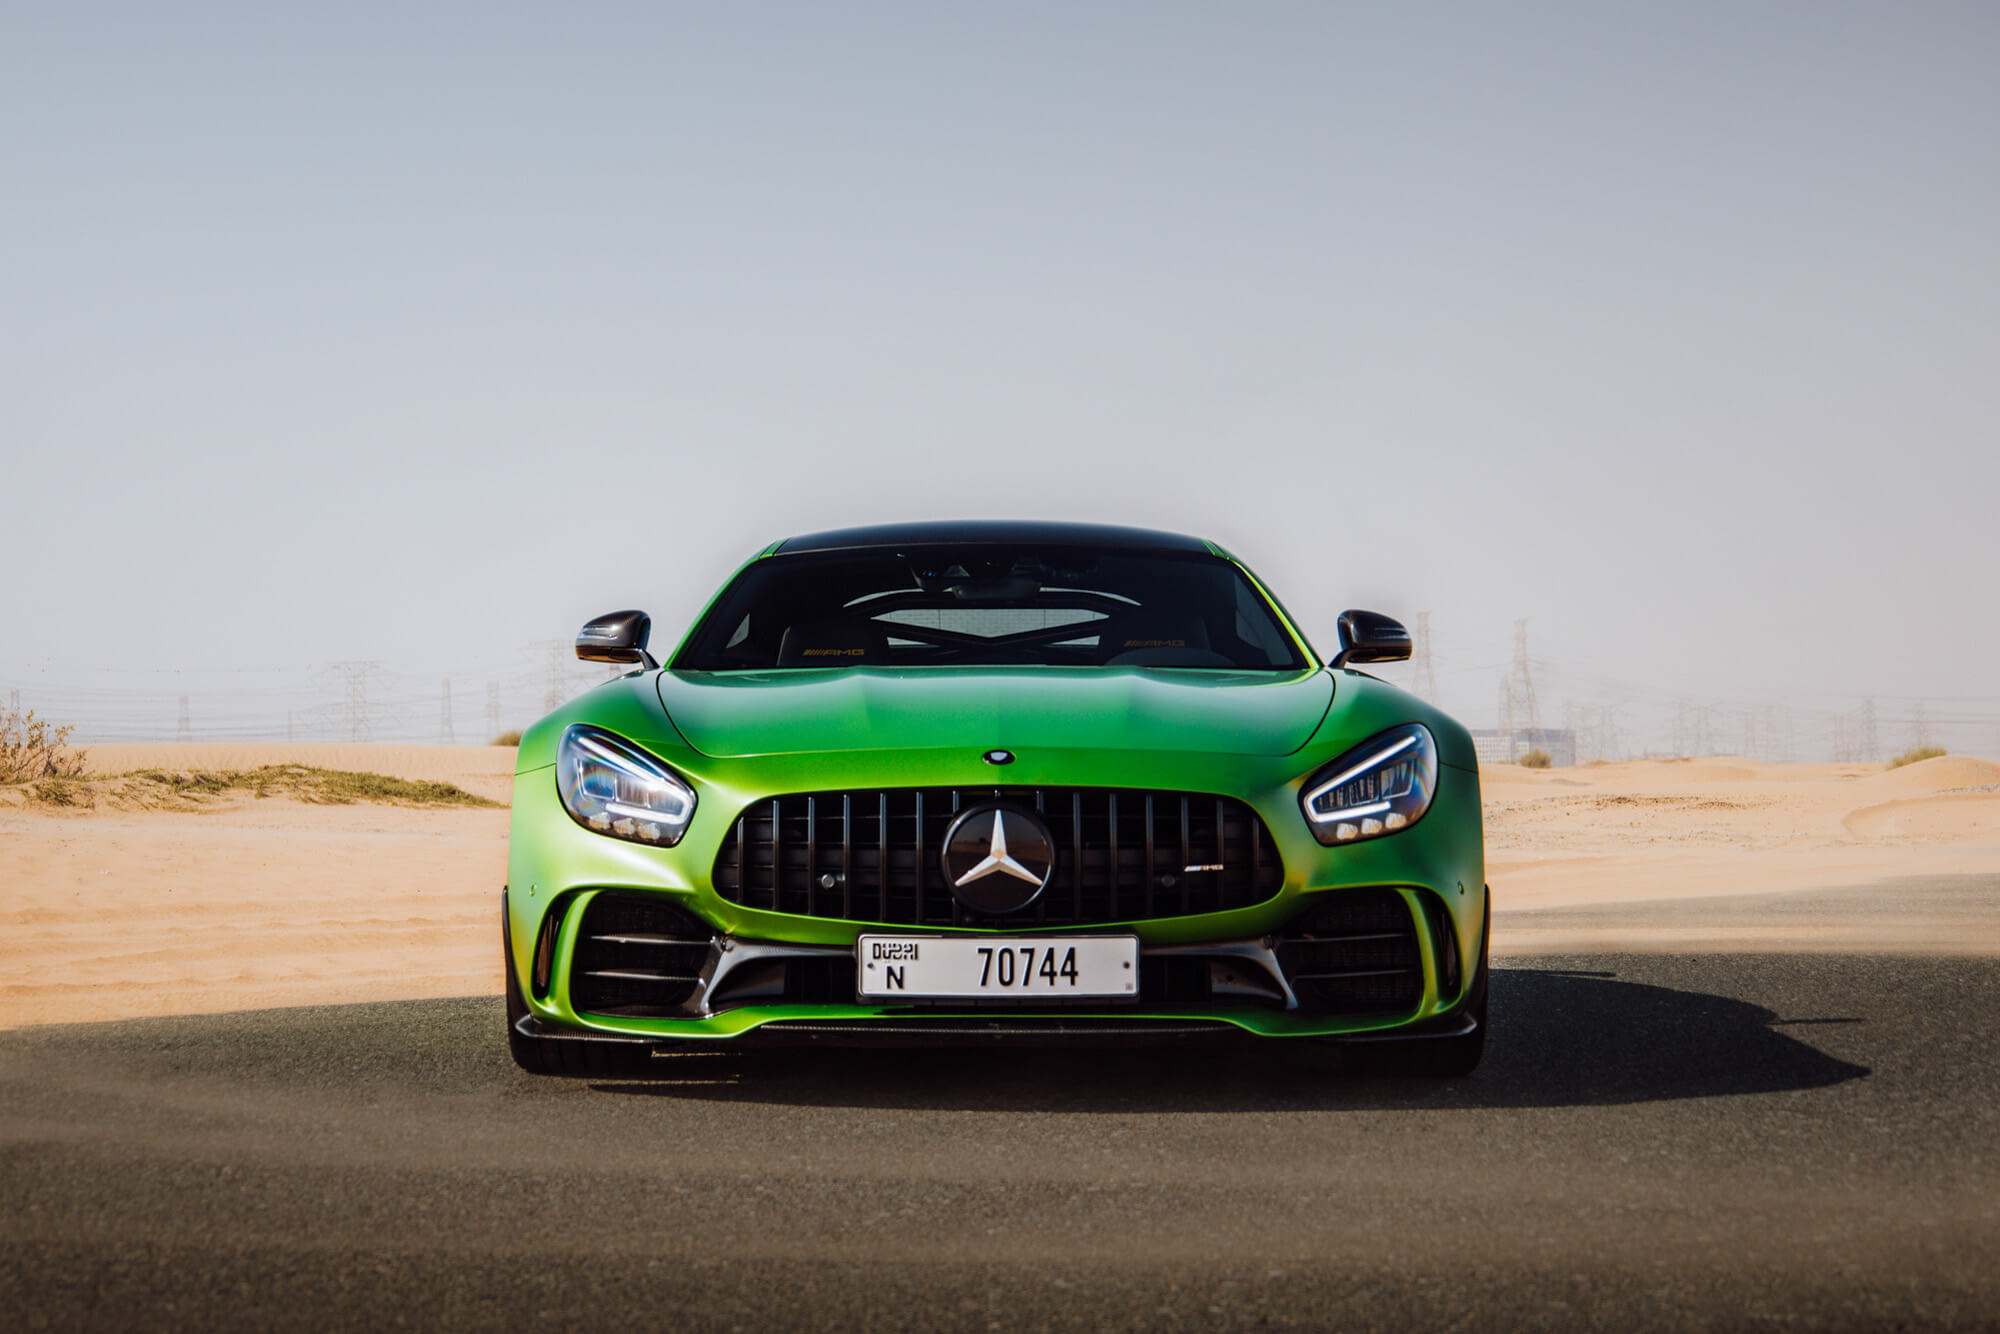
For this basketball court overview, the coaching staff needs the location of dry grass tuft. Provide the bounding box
[491,730,523,746]
[0,705,87,782]
[8,765,500,812]
[1518,749,1553,769]
[1888,746,1947,770]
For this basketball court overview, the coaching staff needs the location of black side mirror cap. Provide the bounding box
[1331,609,1412,669]
[576,610,657,668]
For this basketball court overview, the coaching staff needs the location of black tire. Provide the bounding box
[1353,888,1490,1077]
[503,891,650,1078]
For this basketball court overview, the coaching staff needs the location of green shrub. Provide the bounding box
[1887,746,1946,769]
[1518,749,1552,769]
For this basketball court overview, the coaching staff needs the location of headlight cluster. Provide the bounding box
[1300,724,1437,845]
[556,725,696,847]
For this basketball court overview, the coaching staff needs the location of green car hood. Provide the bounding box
[654,668,1336,759]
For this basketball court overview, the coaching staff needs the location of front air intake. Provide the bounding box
[568,893,713,1018]
[1275,889,1423,1016]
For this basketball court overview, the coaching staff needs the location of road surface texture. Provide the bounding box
[4,952,1996,1331]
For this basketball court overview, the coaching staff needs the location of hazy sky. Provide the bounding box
[5,2,1997,745]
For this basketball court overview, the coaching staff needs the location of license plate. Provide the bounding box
[856,934,1138,1000]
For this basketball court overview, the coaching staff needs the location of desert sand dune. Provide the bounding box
[1851,754,2000,792]
[3,745,1998,1027]
[78,742,521,803]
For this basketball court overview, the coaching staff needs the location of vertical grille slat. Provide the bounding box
[1070,791,1084,922]
[733,812,746,902]
[840,794,853,920]
[878,792,890,922]
[1033,790,1048,924]
[914,790,927,926]
[1211,797,1227,916]
[715,786,1282,928]
[1250,806,1264,887]
[949,790,963,927]
[1107,793,1121,924]
[805,795,819,918]
[768,798,782,913]
[1143,793,1157,920]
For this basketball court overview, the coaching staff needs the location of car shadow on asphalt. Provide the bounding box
[590,964,1872,1111]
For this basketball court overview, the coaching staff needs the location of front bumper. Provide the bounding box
[505,737,1487,1044]
[509,882,1482,1043]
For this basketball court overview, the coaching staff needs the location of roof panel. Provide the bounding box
[774,520,1210,555]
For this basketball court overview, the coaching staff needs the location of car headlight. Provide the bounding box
[1300,723,1437,845]
[556,725,696,847]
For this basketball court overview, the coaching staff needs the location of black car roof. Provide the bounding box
[773,520,1212,555]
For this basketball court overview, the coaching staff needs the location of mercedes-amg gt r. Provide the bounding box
[504,521,1488,1074]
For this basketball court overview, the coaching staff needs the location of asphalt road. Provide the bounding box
[4,952,1997,1331]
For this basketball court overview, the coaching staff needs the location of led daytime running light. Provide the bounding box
[1300,724,1437,846]
[557,726,696,847]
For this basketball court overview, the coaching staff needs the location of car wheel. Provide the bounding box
[503,891,654,1078]
[502,891,562,1075]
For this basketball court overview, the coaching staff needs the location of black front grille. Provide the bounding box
[1276,889,1423,1015]
[712,787,1284,927]
[570,893,714,1018]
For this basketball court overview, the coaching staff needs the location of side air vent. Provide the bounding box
[569,892,714,1018]
[1275,889,1423,1016]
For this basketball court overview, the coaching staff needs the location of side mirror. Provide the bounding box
[1330,609,1411,669]
[576,610,657,669]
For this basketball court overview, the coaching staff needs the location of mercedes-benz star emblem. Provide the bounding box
[940,804,1056,915]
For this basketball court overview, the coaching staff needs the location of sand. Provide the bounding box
[75,741,521,803]
[3,746,1996,1028]
[1482,753,2000,955]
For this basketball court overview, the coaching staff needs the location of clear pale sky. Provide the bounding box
[4,2,1996,749]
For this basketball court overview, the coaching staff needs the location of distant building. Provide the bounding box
[1470,727,1577,767]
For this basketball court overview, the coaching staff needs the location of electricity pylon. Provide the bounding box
[1410,612,1438,703]
[328,662,386,742]
[1505,619,1540,756]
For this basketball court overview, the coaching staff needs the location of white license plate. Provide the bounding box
[855,935,1138,1000]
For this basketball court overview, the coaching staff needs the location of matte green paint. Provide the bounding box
[655,668,1334,759]
[506,547,1485,1044]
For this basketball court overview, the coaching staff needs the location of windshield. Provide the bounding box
[673,546,1309,671]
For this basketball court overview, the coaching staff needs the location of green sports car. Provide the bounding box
[504,521,1489,1075]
